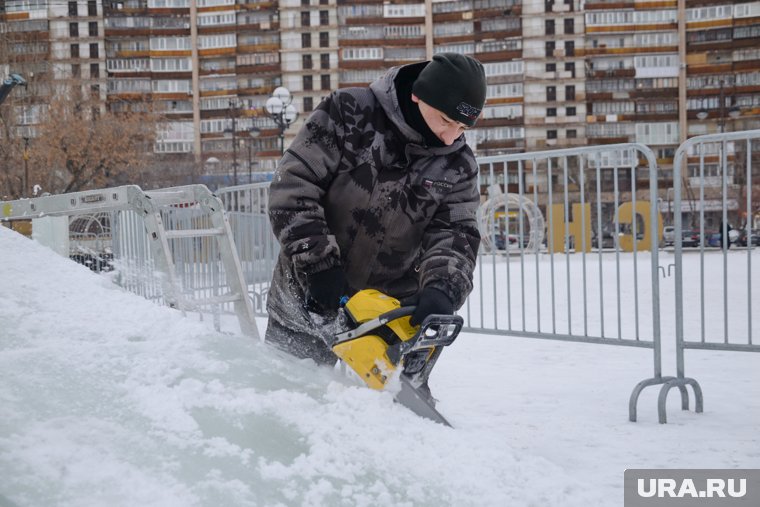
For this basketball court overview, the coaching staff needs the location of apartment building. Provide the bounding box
[336,0,524,158]
[523,0,585,152]
[2,0,759,194]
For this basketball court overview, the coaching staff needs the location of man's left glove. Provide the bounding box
[306,266,346,312]
[410,287,454,326]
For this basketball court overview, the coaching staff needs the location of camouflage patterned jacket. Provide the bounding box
[266,63,481,336]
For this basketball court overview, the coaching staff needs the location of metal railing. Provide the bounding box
[471,144,672,421]
[216,182,280,314]
[4,134,759,424]
[661,129,760,422]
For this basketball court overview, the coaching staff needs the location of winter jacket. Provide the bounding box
[266,63,481,337]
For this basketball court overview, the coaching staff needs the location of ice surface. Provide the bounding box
[1,225,758,507]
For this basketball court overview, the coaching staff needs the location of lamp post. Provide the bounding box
[22,137,30,198]
[225,101,240,186]
[264,87,298,155]
[247,127,260,183]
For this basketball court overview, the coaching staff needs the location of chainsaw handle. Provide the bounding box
[333,305,416,343]
[376,305,416,323]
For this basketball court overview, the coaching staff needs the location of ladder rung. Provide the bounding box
[165,228,225,239]
[191,293,243,306]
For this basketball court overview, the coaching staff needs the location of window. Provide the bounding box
[151,57,192,72]
[72,63,81,78]
[566,106,576,116]
[547,129,558,139]
[320,53,330,69]
[321,74,330,89]
[90,63,99,78]
[151,37,192,51]
[303,97,314,112]
[545,41,555,58]
[383,3,426,17]
[69,22,79,37]
[88,21,97,36]
[301,0,309,5]
[303,54,313,69]
[342,47,383,60]
[547,86,556,102]
[320,10,329,25]
[71,43,80,58]
[565,85,575,101]
[547,107,557,117]
[90,43,99,58]
[302,33,311,48]
[319,32,329,48]
[567,129,577,138]
[565,62,575,77]
[564,40,574,56]
[303,75,313,91]
[68,1,77,16]
[545,0,553,12]
[87,0,96,16]
[545,19,555,35]
[564,17,574,34]
[301,11,310,27]
[546,63,556,72]
[91,84,100,99]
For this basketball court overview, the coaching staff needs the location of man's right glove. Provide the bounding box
[306,266,346,312]
[409,287,454,326]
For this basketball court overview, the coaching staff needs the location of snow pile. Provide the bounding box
[0,225,604,507]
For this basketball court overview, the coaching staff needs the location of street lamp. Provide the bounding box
[264,86,298,154]
[22,137,30,198]
[225,100,240,186]
[247,127,260,183]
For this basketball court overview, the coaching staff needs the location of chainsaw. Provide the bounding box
[329,289,463,427]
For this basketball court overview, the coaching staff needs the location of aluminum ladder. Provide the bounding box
[1,184,259,339]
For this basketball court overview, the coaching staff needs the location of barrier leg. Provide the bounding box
[629,376,675,422]
[657,377,704,424]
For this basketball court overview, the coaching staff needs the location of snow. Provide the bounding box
[1,224,758,507]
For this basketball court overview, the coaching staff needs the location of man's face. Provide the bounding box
[412,94,469,146]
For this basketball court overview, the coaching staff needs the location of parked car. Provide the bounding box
[736,229,760,247]
[662,226,676,246]
[707,231,728,248]
[681,229,700,247]
[494,233,529,250]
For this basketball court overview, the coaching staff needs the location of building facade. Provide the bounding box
[1,0,759,203]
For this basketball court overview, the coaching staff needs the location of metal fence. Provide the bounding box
[5,134,759,424]
[471,144,671,422]
[213,144,671,421]
[216,182,280,314]
[660,129,760,422]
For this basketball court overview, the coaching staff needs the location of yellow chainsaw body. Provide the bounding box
[332,289,422,390]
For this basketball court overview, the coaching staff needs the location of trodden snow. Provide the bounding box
[1,224,758,507]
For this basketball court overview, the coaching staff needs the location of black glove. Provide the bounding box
[306,266,346,312]
[409,287,454,326]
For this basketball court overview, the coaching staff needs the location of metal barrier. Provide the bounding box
[216,182,280,315]
[662,129,760,423]
[5,136,757,424]
[472,144,678,422]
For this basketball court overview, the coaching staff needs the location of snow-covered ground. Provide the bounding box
[1,224,758,507]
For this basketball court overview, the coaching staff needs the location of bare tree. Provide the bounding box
[0,26,161,198]
[28,83,158,194]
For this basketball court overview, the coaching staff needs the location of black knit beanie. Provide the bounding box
[412,53,487,127]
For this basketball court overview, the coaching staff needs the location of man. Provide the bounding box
[266,53,486,368]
